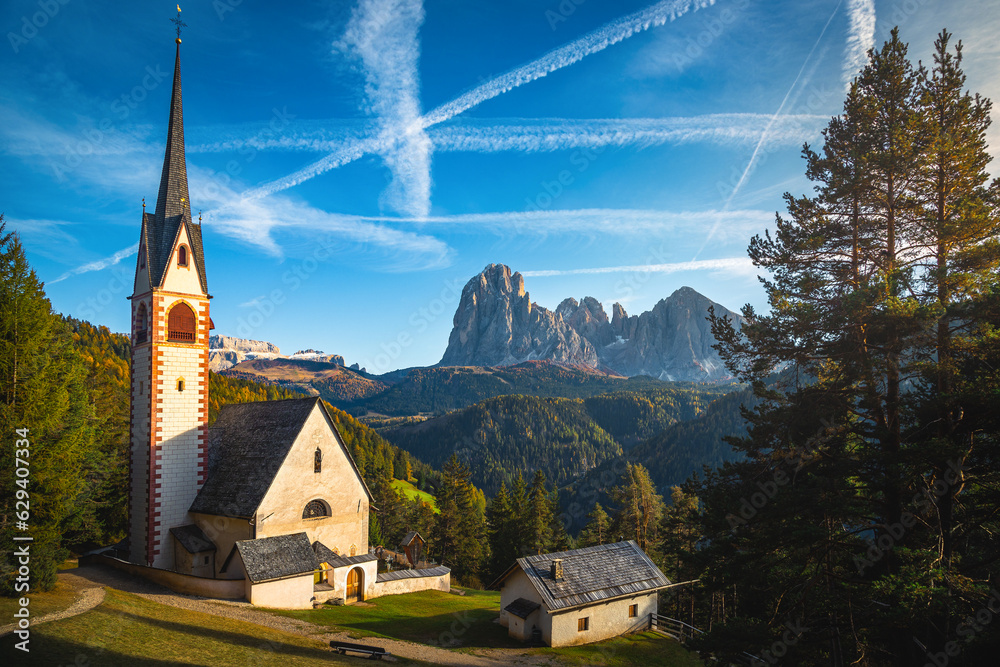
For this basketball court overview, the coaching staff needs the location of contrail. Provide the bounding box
[522,257,754,277]
[49,244,137,284]
[693,0,844,259]
[239,0,714,204]
[420,0,715,128]
[843,0,876,88]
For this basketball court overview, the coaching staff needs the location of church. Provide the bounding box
[123,29,448,609]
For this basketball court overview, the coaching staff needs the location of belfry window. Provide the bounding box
[178,245,188,267]
[303,500,330,519]
[315,448,322,473]
[135,303,148,344]
[167,302,196,342]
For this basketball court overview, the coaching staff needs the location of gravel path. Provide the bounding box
[57,564,557,667]
[0,586,105,637]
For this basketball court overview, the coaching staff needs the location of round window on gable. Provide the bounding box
[303,499,330,519]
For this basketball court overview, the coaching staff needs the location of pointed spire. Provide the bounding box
[143,29,207,294]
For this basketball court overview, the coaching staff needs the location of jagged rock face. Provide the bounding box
[440,264,599,367]
[209,335,280,355]
[440,264,741,382]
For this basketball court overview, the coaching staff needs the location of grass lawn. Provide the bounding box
[276,587,515,648]
[0,588,424,666]
[391,478,439,512]
[551,631,704,667]
[273,588,702,665]
[0,579,80,621]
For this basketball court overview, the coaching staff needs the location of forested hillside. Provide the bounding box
[385,394,623,495]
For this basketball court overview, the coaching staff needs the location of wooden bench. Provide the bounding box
[329,640,390,660]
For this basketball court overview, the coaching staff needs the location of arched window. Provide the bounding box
[167,302,196,342]
[178,245,188,267]
[302,500,329,519]
[135,303,148,343]
[314,448,322,473]
[177,378,185,392]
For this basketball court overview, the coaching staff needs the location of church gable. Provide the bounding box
[160,221,207,296]
[255,401,372,550]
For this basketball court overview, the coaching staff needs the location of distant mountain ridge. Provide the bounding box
[208,334,346,371]
[440,264,742,382]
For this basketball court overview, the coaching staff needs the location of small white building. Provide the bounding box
[495,541,671,647]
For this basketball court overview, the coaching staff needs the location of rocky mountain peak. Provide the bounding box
[440,265,742,382]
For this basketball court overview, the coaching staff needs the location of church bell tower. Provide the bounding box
[128,25,211,569]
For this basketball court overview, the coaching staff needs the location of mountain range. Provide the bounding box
[440,264,742,382]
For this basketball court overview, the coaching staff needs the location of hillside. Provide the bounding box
[222,357,388,407]
[360,361,678,416]
[384,394,624,496]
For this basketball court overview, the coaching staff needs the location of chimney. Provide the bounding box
[551,559,564,582]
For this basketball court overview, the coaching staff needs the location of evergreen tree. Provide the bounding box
[0,221,93,593]
[609,462,664,554]
[485,481,518,583]
[702,29,1000,664]
[578,502,610,547]
[525,470,554,554]
[431,455,486,583]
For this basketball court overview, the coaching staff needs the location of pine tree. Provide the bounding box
[703,29,1000,664]
[579,502,610,547]
[431,455,486,583]
[485,481,518,583]
[0,221,93,593]
[609,462,664,554]
[525,470,554,554]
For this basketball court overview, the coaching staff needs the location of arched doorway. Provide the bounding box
[346,567,364,603]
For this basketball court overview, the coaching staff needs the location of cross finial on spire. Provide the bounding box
[171,5,186,42]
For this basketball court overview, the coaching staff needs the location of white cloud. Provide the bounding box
[522,256,756,277]
[843,0,876,88]
[337,0,432,217]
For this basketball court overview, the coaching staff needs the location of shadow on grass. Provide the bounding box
[300,607,522,649]
[1,633,210,667]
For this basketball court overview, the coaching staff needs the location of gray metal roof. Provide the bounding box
[169,524,216,554]
[312,541,340,565]
[504,598,541,619]
[510,541,670,612]
[320,550,377,569]
[376,566,450,583]
[189,398,373,518]
[236,532,319,583]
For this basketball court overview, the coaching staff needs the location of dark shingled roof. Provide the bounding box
[312,541,340,564]
[399,531,423,548]
[143,41,207,294]
[375,566,450,583]
[507,541,670,612]
[190,397,317,518]
[504,598,541,619]
[312,542,377,569]
[236,532,319,583]
[170,524,216,554]
[190,398,373,518]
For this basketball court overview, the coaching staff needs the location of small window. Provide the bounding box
[204,556,209,565]
[578,617,589,632]
[629,604,638,618]
[303,500,329,519]
[315,448,322,473]
[350,544,357,556]
[177,379,185,392]
[178,245,188,266]
[139,382,144,396]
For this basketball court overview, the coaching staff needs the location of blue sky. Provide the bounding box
[3,0,998,373]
